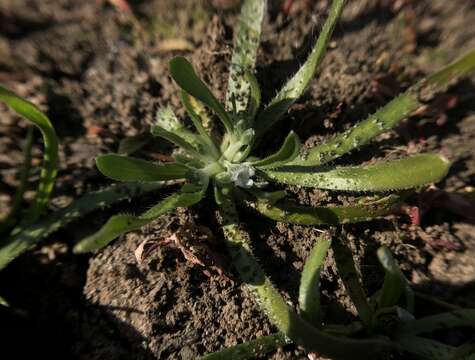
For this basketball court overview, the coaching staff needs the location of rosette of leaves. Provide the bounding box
[69,0,475,357]
[1,0,471,357]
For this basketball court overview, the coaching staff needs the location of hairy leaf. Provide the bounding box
[296,50,475,166]
[299,233,331,326]
[151,124,205,161]
[265,154,450,191]
[73,181,207,253]
[225,0,265,115]
[218,185,395,359]
[251,194,402,225]
[169,57,233,134]
[255,0,345,136]
[200,333,288,360]
[252,131,300,169]
[0,183,164,270]
[96,154,190,182]
[0,85,58,224]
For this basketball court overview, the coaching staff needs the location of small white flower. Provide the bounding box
[229,163,255,188]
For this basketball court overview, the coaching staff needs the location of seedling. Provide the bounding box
[67,0,474,357]
[0,0,474,358]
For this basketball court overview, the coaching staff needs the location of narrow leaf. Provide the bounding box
[377,246,413,311]
[225,0,265,115]
[0,183,164,270]
[180,90,220,158]
[151,124,205,161]
[200,333,289,360]
[169,57,233,134]
[0,85,59,224]
[96,154,190,182]
[332,233,374,329]
[255,0,345,136]
[265,154,450,192]
[245,71,261,120]
[252,131,300,169]
[297,49,475,166]
[73,181,207,253]
[217,185,395,358]
[299,233,331,326]
[251,194,402,225]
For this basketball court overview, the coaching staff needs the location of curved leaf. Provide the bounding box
[169,57,233,134]
[295,49,475,167]
[96,154,190,182]
[251,194,402,225]
[265,154,450,192]
[0,85,58,224]
[252,131,300,169]
[73,180,208,253]
[0,182,164,270]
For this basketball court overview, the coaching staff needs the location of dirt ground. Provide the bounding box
[1,0,475,359]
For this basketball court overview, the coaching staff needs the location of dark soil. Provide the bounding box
[1,0,475,359]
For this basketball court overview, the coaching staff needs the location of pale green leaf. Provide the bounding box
[265,154,450,192]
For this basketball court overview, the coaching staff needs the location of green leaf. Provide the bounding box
[96,154,190,182]
[245,71,261,120]
[154,106,208,153]
[73,180,207,253]
[254,98,295,138]
[225,0,265,115]
[251,194,402,225]
[180,90,220,158]
[199,333,289,360]
[0,182,164,270]
[255,0,345,136]
[169,57,233,134]
[265,154,450,192]
[217,185,395,359]
[151,124,205,161]
[252,131,301,169]
[299,233,331,326]
[0,85,58,224]
[377,246,413,311]
[296,49,475,167]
